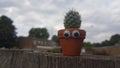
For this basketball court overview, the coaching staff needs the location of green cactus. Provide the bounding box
[64,10,81,28]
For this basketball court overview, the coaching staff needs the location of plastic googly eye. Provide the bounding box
[63,30,70,38]
[72,30,80,38]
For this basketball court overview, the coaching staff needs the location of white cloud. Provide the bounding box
[0,0,120,43]
[93,32,114,42]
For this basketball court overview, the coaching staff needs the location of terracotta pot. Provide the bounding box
[58,28,86,56]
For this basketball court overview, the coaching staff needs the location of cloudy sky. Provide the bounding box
[0,0,120,43]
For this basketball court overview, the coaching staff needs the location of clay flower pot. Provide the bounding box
[58,28,86,56]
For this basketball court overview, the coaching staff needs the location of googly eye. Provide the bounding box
[63,30,70,38]
[72,30,80,38]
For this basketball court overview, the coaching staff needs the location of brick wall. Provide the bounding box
[18,37,57,49]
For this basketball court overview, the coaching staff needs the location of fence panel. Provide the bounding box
[0,49,120,68]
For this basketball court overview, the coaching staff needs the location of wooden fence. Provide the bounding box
[0,49,120,68]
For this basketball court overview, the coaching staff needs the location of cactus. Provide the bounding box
[64,10,81,28]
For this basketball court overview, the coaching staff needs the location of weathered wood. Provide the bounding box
[0,50,13,68]
[0,49,120,68]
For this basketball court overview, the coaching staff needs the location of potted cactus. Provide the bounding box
[58,10,86,56]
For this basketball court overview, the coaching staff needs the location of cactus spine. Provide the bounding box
[64,10,81,28]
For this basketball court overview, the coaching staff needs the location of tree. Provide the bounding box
[28,28,49,39]
[0,15,17,48]
[93,43,101,47]
[51,35,60,46]
[93,34,120,47]
[101,40,111,46]
[83,42,94,49]
[109,34,120,45]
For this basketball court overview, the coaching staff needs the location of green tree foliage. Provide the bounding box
[83,42,94,49]
[0,15,17,48]
[51,35,60,46]
[15,36,24,47]
[101,40,111,46]
[93,43,101,47]
[94,34,120,47]
[29,28,49,39]
[109,34,120,45]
